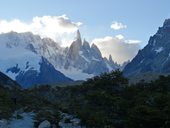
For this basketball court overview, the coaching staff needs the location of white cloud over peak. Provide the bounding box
[0,15,82,46]
[92,35,141,64]
[115,34,124,40]
[111,22,127,30]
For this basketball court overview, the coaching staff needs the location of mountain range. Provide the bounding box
[0,30,120,87]
[2,18,170,87]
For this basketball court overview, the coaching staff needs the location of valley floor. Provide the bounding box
[0,111,82,128]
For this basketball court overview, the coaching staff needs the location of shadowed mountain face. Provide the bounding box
[16,57,73,88]
[124,19,170,77]
[0,71,20,89]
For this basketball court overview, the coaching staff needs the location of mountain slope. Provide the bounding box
[16,57,73,87]
[124,19,170,77]
[0,32,72,87]
[0,71,20,89]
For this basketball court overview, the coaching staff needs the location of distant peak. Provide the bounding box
[163,18,170,27]
[91,43,102,57]
[83,39,90,46]
[91,43,97,48]
[72,29,82,46]
[83,38,87,42]
[109,54,113,62]
[76,29,81,40]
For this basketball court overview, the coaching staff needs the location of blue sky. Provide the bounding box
[0,0,170,63]
[0,0,170,46]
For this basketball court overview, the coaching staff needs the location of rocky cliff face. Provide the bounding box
[124,19,170,76]
[62,30,120,78]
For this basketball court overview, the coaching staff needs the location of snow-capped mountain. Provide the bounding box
[123,19,170,77]
[0,32,72,87]
[62,30,120,79]
[0,30,120,84]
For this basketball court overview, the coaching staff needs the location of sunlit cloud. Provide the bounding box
[0,15,82,46]
[92,35,141,64]
[115,34,124,40]
[111,21,127,30]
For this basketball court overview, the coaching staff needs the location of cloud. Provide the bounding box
[115,34,124,40]
[125,40,141,44]
[111,22,127,30]
[0,15,82,46]
[92,36,141,64]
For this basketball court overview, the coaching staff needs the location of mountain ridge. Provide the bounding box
[123,18,170,80]
[0,30,121,84]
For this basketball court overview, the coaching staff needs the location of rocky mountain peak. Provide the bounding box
[91,43,102,58]
[67,30,83,61]
[163,19,170,27]
[109,55,113,63]
[76,29,81,41]
[83,39,90,49]
[71,30,82,48]
[91,43,99,50]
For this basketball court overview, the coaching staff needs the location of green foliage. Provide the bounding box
[16,114,23,119]
[64,118,71,123]
[57,72,170,128]
[1,71,170,128]
[0,85,16,119]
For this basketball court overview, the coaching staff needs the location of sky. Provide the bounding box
[0,0,170,63]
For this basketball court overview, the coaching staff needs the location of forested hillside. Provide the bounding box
[0,70,170,127]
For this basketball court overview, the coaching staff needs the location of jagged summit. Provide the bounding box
[83,39,90,49]
[91,43,102,58]
[75,29,81,41]
[109,55,113,62]
[163,18,170,27]
[71,30,82,49]
[91,43,100,51]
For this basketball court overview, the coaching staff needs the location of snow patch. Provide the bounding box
[153,39,156,46]
[57,67,94,80]
[140,59,144,64]
[155,47,163,53]
[79,51,90,63]
[92,57,100,62]
[0,38,41,80]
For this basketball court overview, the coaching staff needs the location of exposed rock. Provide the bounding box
[38,120,51,128]
[0,119,8,128]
